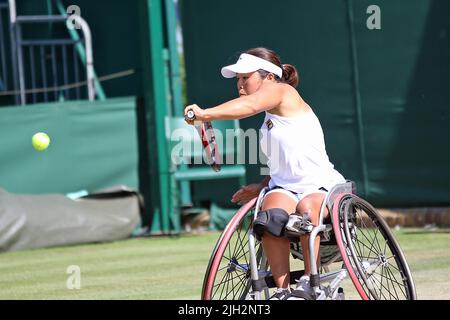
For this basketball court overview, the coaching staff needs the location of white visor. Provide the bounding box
[221,53,283,79]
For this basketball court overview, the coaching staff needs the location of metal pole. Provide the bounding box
[62,45,68,99]
[308,224,326,294]
[54,0,105,100]
[8,0,15,23]
[51,45,57,100]
[29,45,37,103]
[164,0,183,115]
[164,0,193,214]
[347,0,369,197]
[40,45,48,102]
[16,23,25,105]
[0,4,9,90]
[65,15,94,101]
[8,0,19,104]
[73,45,80,99]
[248,233,261,300]
[145,0,172,233]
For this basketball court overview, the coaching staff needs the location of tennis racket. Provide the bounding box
[185,110,221,172]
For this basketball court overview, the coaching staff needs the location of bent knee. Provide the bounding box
[296,194,327,222]
[253,208,289,240]
[298,193,325,210]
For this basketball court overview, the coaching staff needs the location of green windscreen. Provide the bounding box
[180,0,450,207]
[0,96,139,195]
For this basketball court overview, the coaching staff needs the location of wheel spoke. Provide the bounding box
[385,265,407,299]
[232,216,253,266]
[337,195,415,300]
[379,263,385,299]
[234,235,250,264]
[386,258,402,274]
[355,218,382,256]
[205,206,266,300]
[232,226,248,264]
[213,271,229,300]
[222,272,247,300]
[383,266,397,300]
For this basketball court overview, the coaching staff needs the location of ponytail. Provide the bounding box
[281,64,299,88]
[245,47,300,88]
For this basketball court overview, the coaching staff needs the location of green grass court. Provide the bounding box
[0,228,449,300]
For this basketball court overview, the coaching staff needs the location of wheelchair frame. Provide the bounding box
[248,181,353,300]
[202,181,417,300]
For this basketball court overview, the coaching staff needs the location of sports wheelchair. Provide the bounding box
[201,181,417,300]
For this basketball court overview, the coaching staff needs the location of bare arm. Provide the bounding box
[231,175,271,205]
[185,82,284,122]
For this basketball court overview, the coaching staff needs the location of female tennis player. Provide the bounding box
[184,47,345,300]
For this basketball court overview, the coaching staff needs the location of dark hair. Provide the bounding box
[245,47,299,87]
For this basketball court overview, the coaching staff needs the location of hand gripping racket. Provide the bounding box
[185,110,221,172]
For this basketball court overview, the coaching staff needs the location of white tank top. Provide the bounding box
[260,108,345,193]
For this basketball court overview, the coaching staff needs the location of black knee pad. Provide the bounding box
[253,208,289,241]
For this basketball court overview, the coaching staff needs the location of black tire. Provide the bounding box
[201,199,269,300]
[333,193,417,300]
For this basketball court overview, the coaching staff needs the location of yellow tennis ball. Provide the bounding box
[32,132,50,151]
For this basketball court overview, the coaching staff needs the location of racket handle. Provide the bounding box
[185,110,196,121]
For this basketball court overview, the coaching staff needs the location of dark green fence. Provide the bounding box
[180,0,450,207]
[0,96,139,194]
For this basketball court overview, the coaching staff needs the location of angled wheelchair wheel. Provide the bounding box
[332,193,417,300]
[202,199,269,300]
